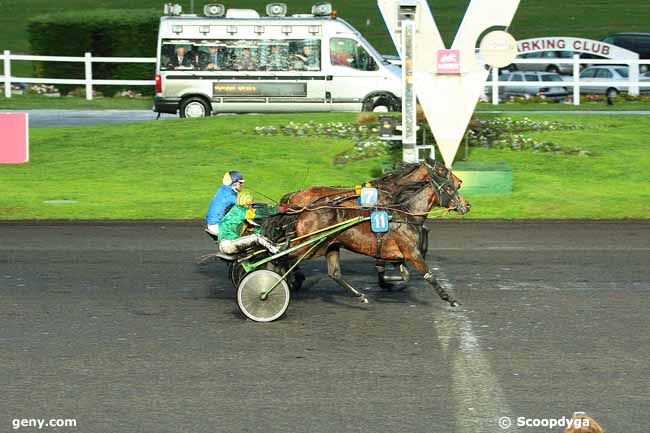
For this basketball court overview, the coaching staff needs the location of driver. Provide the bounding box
[205,170,244,237]
[218,192,287,255]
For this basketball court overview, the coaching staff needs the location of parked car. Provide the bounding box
[602,33,650,71]
[510,51,575,75]
[578,66,631,97]
[486,71,569,101]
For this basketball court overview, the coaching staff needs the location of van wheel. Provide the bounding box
[606,88,618,99]
[362,94,399,113]
[180,97,210,118]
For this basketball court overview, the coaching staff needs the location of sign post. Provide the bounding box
[0,113,29,164]
[401,18,417,163]
[379,0,520,167]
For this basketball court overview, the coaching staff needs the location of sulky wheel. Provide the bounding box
[230,262,248,288]
[237,270,290,322]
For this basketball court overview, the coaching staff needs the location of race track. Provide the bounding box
[1,221,648,433]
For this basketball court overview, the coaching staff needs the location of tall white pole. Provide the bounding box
[401,19,418,163]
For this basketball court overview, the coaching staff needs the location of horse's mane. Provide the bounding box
[370,162,421,185]
[393,180,432,206]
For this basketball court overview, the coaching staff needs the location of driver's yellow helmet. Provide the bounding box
[236,191,254,206]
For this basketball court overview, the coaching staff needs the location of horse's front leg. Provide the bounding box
[326,246,368,303]
[395,238,460,307]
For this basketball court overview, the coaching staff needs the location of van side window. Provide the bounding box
[159,39,321,72]
[160,42,195,70]
[330,38,379,71]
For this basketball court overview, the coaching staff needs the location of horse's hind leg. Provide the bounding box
[326,247,368,303]
[396,239,460,307]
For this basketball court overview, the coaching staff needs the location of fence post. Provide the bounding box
[492,67,499,105]
[3,50,11,98]
[84,52,93,101]
[572,54,580,106]
[629,59,640,96]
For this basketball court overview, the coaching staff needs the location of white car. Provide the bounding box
[486,71,569,101]
[579,66,631,97]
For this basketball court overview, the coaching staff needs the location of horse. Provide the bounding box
[280,158,464,289]
[280,158,462,209]
[264,168,471,306]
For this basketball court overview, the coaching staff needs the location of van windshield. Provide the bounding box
[159,38,321,72]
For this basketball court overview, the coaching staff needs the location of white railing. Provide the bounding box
[1,51,649,105]
[0,50,156,100]
[487,56,650,106]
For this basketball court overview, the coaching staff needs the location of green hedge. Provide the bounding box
[27,9,159,96]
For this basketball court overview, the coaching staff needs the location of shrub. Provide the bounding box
[27,9,159,96]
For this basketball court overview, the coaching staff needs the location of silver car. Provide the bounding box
[578,66,630,97]
[487,71,569,101]
[512,50,575,75]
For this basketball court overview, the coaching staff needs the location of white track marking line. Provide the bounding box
[431,264,517,433]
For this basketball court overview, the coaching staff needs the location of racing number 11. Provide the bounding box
[371,211,389,233]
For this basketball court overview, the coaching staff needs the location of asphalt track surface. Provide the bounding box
[1,221,648,433]
[3,109,650,128]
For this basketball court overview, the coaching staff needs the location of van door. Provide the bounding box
[326,37,393,111]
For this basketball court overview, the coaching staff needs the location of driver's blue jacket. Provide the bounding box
[206,185,237,226]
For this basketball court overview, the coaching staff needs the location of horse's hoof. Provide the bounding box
[450,300,461,308]
[360,295,369,304]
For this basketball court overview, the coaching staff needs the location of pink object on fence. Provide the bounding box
[0,113,29,164]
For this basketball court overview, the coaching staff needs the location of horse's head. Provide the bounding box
[423,159,470,215]
[434,180,471,215]
[424,157,463,190]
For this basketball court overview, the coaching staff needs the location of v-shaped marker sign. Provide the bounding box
[378,0,520,167]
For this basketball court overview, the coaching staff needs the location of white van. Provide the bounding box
[154,3,402,117]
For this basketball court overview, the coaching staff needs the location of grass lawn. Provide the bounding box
[464,113,650,218]
[0,95,153,110]
[0,113,648,220]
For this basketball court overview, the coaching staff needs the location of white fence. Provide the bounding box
[1,51,649,105]
[0,51,155,100]
[488,56,650,106]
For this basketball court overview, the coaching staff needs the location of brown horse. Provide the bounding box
[281,158,462,209]
[280,158,463,289]
[272,171,470,306]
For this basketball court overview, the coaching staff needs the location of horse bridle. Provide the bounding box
[426,164,464,212]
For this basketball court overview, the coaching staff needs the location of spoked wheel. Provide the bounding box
[237,270,290,322]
